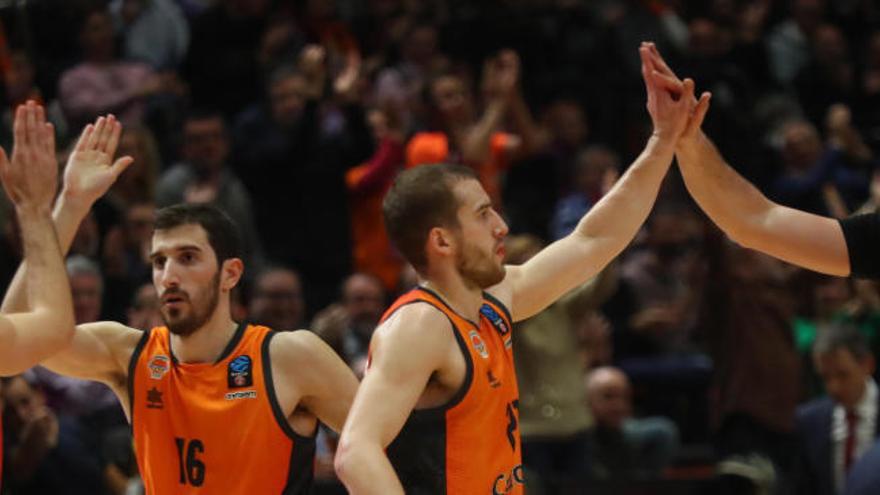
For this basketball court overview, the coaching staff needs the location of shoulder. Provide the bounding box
[80,321,145,347]
[371,302,455,359]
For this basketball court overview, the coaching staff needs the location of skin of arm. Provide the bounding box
[495,47,709,321]
[639,43,851,276]
[1,112,139,401]
[0,102,76,375]
[335,305,453,495]
[269,330,359,433]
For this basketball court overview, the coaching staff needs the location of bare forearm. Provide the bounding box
[2,193,91,313]
[508,93,546,155]
[335,444,404,495]
[17,208,73,319]
[676,132,773,244]
[462,99,507,165]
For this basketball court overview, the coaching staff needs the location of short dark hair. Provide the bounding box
[382,164,477,271]
[814,322,872,361]
[154,204,242,265]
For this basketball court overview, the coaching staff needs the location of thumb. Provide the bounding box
[110,156,135,178]
[682,92,712,139]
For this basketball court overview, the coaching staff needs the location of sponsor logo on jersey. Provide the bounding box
[493,464,525,495]
[480,304,510,336]
[148,355,170,380]
[469,330,489,359]
[227,355,253,388]
[225,390,257,401]
[146,387,164,409]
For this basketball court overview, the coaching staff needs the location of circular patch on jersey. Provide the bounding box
[148,354,170,380]
[469,330,489,359]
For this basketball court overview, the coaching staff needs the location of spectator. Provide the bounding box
[550,145,620,240]
[58,6,180,130]
[345,107,405,291]
[795,323,879,495]
[770,119,869,216]
[585,367,680,479]
[126,282,162,331]
[312,273,385,375]
[505,234,618,491]
[699,230,801,494]
[183,0,270,117]
[766,0,826,86]
[110,0,190,70]
[248,266,306,331]
[27,257,123,430]
[406,49,547,209]
[156,109,264,270]
[232,48,372,311]
[373,21,448,133]
[1,375,106,494]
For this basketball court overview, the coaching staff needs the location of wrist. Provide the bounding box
[647,132,678,153]
[15,203,52,220]
[58,187,96,213]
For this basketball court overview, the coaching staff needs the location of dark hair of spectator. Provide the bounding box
[154,204,243,265]
[813,322,872,361]
[184,108,227,126]
[382,164,477,272]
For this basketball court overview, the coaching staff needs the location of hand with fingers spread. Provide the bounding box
[0,101,59,212]
[61,114,135,208]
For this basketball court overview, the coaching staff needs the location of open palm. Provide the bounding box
[0,101,59,210]
[63,115,134,205]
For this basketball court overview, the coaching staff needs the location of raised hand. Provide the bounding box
[639,42,710,142]
[61,114,135,207]
[0,101,59,211]
[483,49,521,102]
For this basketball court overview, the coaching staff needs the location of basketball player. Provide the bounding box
[0,102,78,488]
[334,46,711,494]
[3,111,359,493]
[641,43,872,280]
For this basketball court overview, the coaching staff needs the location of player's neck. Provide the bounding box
[422,273,483,323]
[169,305,239,364]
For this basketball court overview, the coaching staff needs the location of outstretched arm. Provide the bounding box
[498,44,710,321]
[642,43,850,276]
[0,102,75,374]
[2,115,134,313]
[335,306,453,494]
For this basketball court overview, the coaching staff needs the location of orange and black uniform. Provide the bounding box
[375,288,524,495]
[128,323,315,494]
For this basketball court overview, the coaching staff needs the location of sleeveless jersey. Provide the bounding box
[128,323,315,494]
[376,287,524,495]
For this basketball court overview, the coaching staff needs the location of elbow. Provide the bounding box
[334,437,359,484]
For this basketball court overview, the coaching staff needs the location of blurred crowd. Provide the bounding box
[0,0,879,493]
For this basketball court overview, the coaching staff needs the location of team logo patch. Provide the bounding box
[469,330,489,359]
[227,355,253,388]
[148,355,170,380]
[480,304,510,337]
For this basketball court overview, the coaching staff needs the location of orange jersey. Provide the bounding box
[129,323,315,494]
[375,288,524,495]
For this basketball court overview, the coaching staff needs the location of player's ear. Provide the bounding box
[220,258,244,291]
[426,226,455,259]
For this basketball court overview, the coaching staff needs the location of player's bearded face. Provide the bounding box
[161,270,221,336]
[455,230,506,289]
